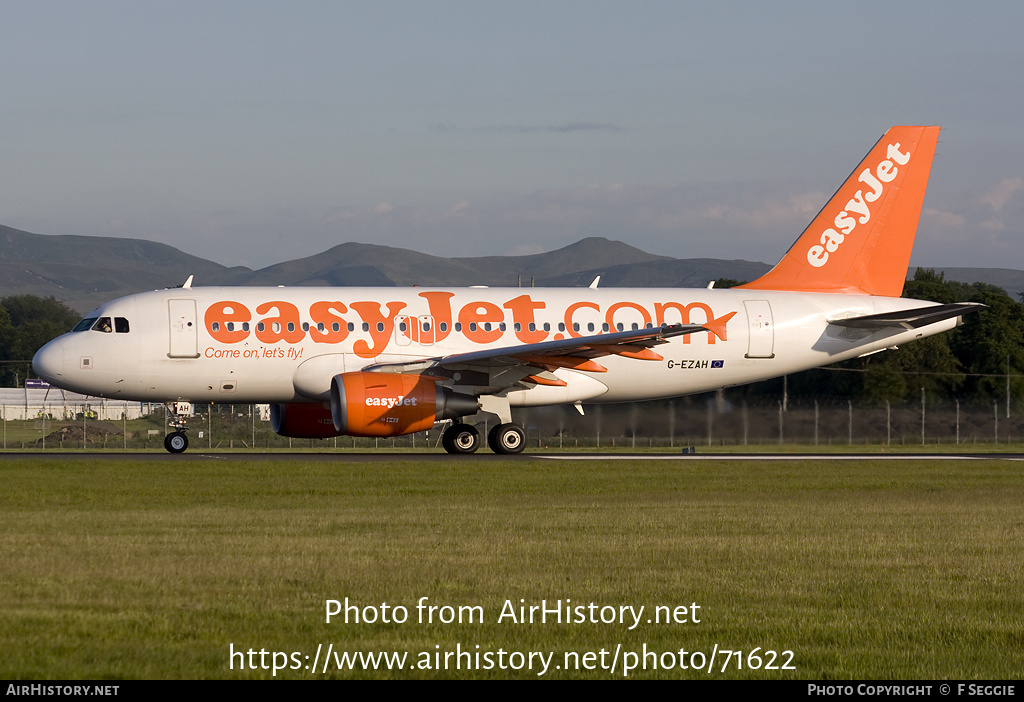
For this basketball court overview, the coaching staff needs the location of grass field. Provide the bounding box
[1,454,1022,679]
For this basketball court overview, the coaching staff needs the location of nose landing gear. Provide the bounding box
[164,431,189,453]
[163,401,194,454]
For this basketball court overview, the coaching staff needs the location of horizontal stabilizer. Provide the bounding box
[828,302,986,330]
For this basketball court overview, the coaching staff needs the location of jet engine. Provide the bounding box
[270,402,341,438]
[330,372,479,437]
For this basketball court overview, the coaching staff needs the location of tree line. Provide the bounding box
[723,269,1024,406]
[0,295,80,387]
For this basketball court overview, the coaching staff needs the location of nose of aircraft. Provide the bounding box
[32,338,65,385]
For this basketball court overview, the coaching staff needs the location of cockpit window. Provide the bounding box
[91,317,113,333]
[73,317,98,332]
[115,317,130,333]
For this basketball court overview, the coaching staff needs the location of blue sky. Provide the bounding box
[3,1,1023,271]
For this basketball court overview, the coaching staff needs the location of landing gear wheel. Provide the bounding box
[442,423,480,454]
[488,423,526,455]
[164,431,189,454]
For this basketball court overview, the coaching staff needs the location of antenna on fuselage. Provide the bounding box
[182,275,194,289]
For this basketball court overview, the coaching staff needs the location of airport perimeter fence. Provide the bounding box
[3,393,1023,450]
[520,396,1024,449]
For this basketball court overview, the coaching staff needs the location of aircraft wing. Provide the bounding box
[827,302,986,330]
[361,321,719,392]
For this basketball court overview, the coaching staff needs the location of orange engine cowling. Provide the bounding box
[330,372,479,437]
[270,402,342,438]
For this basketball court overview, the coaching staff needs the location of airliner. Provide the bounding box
[32,126,982,454]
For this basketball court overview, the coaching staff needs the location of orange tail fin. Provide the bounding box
[738,126,940,296]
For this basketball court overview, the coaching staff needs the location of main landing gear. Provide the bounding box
[488,423,525,454]
[441,423,480,454]
[441,421,526,455]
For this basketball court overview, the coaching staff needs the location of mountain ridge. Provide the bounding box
[0,225,1019,312]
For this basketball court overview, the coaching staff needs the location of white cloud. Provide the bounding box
[914,178,1024,268]
[21,174,1023,273]
[979,177,1024,212]
[922,207,967,228]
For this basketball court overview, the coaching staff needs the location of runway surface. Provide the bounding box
[538,452,1024,461]
[4,451,1024,461]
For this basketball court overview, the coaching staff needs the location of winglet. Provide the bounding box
[738,126,940,297]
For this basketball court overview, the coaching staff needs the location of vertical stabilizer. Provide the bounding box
[738,126,940,296]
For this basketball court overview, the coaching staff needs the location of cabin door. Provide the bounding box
[168,299,200,358]
[743,300,775,359]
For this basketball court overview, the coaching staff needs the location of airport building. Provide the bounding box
[0,380,157,421]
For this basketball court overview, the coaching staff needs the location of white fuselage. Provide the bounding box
[32,285,954,407]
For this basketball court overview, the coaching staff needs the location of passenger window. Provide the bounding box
[91,317,112,333]
[115,318,129,333]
